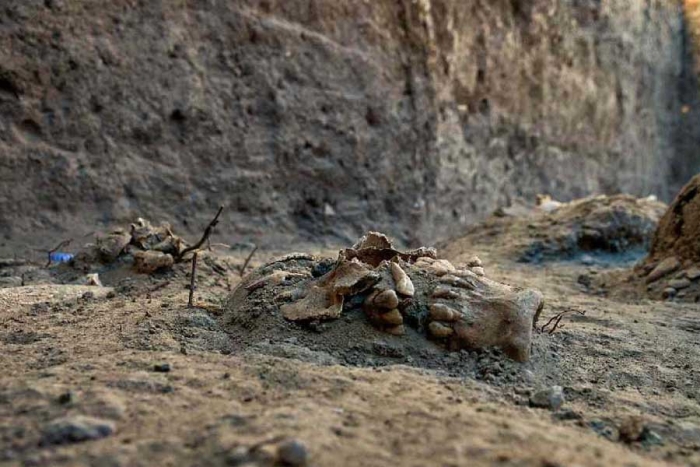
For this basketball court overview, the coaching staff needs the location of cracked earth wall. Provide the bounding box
[0,0,697,249]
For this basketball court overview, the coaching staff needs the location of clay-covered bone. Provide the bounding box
[225,233,544,361]
[424,269,544,361]
[280,259,379,321]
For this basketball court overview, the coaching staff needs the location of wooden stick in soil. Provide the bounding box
[178,206,224,261]
[239,245,258,277]
[188,252,198,308]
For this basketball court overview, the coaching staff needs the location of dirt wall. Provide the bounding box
[0,0,696,251]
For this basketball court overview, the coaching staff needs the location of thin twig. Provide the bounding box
[188,253,198,308]
[146,280,171,299]
[45,239,73,267]
[540,309,586,335]
[177,206,224,261]
[239,245,258,277]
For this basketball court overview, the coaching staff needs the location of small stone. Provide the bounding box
[529,386,565,411]
[467,256,483,267]
[153,363,171,373]
[662,287,677,300]
[227,446,251,465]
[81,291,96,301]
[640,428,664,447]
[686,267,700,281]
[668,278,691,290]
[385,324,405,336]
[522,370,536,384]
[42,416,115,445]
[323,203,336,217]
[554,409,583,421]
[471,267,485,277]
[577,274,592,288]
[57,391,75,405]
[580,254,595,266]
[276,439,308,466]
[618,416,646,443]
[646,257,681,283]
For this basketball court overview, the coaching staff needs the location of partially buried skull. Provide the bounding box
[226,232,544,361]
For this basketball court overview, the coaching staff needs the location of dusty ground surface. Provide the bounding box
[2,208,700,466]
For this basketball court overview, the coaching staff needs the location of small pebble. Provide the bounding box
[57,391,75,405]
[42,416,115,445]
[646,257,681,283]
[686,267,700,281]
[467,256,483,267]
[668,278,691,290]
[153,363,171,373]
[618,416,645,443]
[640,428,664,447]
[529,386,565,411]
[662,287,677,300]
[471,266,485,276]
[276,439,308,466]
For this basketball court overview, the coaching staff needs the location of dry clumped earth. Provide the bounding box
[1,194,700,466]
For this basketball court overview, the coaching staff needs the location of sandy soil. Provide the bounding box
[1,232,700,466]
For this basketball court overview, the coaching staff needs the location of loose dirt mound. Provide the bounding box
[648,174,700,264]
[222,233,543,371]
[634,174,700,302]
[443,194,666,265]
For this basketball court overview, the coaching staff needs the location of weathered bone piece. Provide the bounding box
[226,232,544,361]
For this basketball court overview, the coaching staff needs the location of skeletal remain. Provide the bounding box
[85,273,103,287]
[471,266,485,277]
[226,232,544,361]
[280,259,379,322]
[133,250,174,274]
[97,231,131,262]
[391,262,415,297]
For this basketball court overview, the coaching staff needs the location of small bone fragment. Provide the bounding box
[385,325,405,335]
[431,286,460,299]
[380,309,404,325]
[429,303,458,322]
[365,289,400,310]
[245,270,304,291]
[440,275,475,290]
[391,262,414,297]
[86,273,103,287]
[429,322,454,338]
[280,285,344,321]
[427,259,456,277]
[133,251,174,274]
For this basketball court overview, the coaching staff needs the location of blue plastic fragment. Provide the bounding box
[49,252,74,263]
